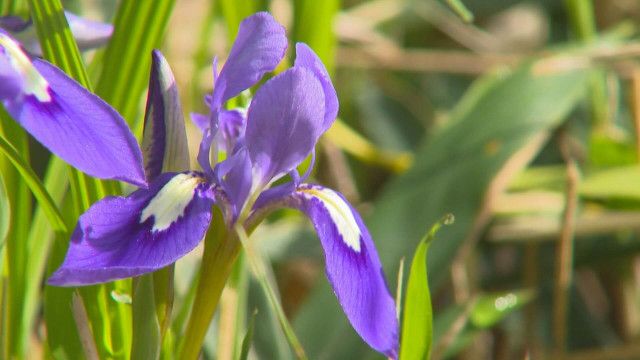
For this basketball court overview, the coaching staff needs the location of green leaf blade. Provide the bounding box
[400,215,453,360]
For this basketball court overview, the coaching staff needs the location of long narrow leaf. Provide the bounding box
[400,214,453,360]
[0,134,66,232]
[0,172,9,256]
[95,0,176,130]
[234,224,308,360]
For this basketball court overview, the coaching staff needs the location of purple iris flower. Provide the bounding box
[46,12,398,357]
[0,11,113,56]
[0,30,146,186]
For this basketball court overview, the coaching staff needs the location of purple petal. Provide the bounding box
[285,184,398,357]
[142,50,190,181]
[1,12,112,56]
[217,109,245,153]
[0,32,146,186]
[209,12,287,109]
[245,67,325,186]
[34,60,146,186]
[64,11,113,51]
[48,172,214,286]
[191,112,209,133]
[214,147,252,217]
[0,16,31,32]
[294,43,338,132]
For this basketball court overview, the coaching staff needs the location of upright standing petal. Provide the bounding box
[48,172,214,286]
[142,50,190,181]
[294,43,338,132]
[209,12,287,109]
[0,32,147,187]
[245,67,325,186]
[284,184,398,357]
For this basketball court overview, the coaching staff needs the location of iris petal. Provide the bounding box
[294,43,338,132]
[285,184,399,357]
[209,12,287,110]
[245,67,325,186]
[0,32,147,187]
[142,50,190,181]
[48,172,214,286]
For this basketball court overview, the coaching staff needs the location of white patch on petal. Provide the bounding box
[301,187,361,252]
[0,33,51,102]
[140,173,203,232]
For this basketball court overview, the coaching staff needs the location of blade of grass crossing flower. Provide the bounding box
[131,275,161,360]
[95,0,176,131]
[399,214,454,360]
[234,224,308,360]
[28,1,132,357]
[239,310,258,360]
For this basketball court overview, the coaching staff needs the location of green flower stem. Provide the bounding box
[179,209,241,360]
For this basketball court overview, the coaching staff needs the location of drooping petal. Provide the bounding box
[64,11,113,51]
[48,172,214,286]
[285,184,398,357]
[0,32,147,187]
[245,67,325,186]
[209,12,287,109]
[142,50,190,181]
[294,43,338,132]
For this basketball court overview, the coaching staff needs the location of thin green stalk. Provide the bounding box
[179,209,241,360]
[564,0,607,125]
[234,224,307,360]
[0,133,66,232]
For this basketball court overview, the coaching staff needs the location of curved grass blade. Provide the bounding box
[0,133,66,232]
[239,310,258,360]
[234,224,308,360]
[27,1,128,357]
[400,214,454,360]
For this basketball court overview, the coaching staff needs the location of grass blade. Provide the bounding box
[0,133,66,232]
[239,310,258,360]
[95,0,176,130]
[234,224,308,360]
[400,214,454,360]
